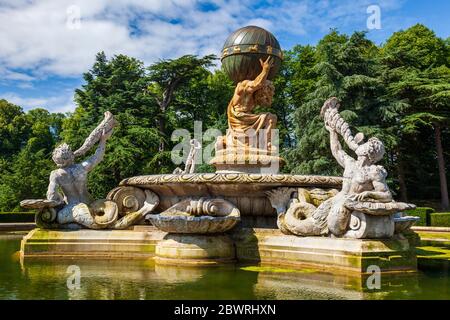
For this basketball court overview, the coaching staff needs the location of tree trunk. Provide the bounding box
[434,124,449,210]
[158,110,165,152]
[158,80,178,153]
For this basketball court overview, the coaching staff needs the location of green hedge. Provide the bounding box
[0,212,36,223]
[404,207,435,226]
[430,212,450,227]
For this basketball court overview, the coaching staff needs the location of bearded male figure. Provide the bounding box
[217,56,278,151]
[267,97,415,238]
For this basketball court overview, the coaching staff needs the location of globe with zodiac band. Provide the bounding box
[221,25,283,83]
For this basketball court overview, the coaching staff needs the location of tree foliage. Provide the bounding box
[0,24,448,211]
[0,101,63,211]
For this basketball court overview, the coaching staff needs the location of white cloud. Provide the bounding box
[0,66,34,81]
[0,0,405,77]
[1,91,75,113]
[0,0,406,112]
[0,0,239,77]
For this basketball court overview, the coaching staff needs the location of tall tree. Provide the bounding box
[381,24,449,208]
[146,55,216,153]
[0,100,30,159]
[286,31,386,177]
[62,52,161,198]
[0,106,64,211]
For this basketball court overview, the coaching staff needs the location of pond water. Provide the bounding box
[1,232,449,300]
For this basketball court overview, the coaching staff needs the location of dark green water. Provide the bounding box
[1,232,449,300]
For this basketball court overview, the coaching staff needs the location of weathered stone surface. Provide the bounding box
[122,172,342,188]
[148,197,241,234]
[20,227,166,259]
[19,199,60,209]
[231,228,417,273]
[21,227,418,274]
[121,173,342,222]
[343,211,395,239]
[19,112,160,230]
[155,234,235,266]
[267,97,417,238]
[210,149,285,174]
[394,215,421,234]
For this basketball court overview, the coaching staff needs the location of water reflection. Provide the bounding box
[250,267,421,299]
[19,259,258,299]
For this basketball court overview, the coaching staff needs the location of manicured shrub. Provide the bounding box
[0,212,35,223]
[404,207,435,226]
[430,212,450,227]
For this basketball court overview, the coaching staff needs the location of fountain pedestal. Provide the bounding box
[155,234,235,266]
[21,226,418,273]
[232,228,417,273]
[20,227,165,260]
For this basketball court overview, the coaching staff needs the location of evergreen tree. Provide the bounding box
[62,52,161,198]
[381,24,449,208]
[286,31,387,178]
[0,106,63,211]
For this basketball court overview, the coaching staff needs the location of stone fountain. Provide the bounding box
[20,26,419,274]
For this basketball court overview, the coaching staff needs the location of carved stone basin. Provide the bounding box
[394,216,421,234]
[119,173,342,226]
[149,214,240,234]
[147,197,241,234]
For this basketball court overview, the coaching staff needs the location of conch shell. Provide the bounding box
[320,97,364,151]
[74,111,118,157]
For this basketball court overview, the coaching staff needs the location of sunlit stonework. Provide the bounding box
[19,26,419,276]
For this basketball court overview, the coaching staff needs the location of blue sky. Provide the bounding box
[0,0,448,113]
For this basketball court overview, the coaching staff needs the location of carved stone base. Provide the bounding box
[20,226,417,274]
[154,234,236,266]
[210,148,285,174]
[20,227,166,259]
[120,173,342,219]
[232,228,417,273]
[343,212,395,239]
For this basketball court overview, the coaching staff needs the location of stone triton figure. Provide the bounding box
[267,97,416,238]
[20,111,159,229]
[47,128,113,227]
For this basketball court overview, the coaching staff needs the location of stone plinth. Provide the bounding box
[154,234,235,266]
[20,226,418,274]
[209,149,285,174]
[232,228,417,274]
[20,226,166,259]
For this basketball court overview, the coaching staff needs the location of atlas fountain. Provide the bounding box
[20,26,419,275]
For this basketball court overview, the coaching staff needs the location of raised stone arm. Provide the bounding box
[81,129,111,172]
[244,56,273,93]
[74,111,117,157]
[327,127,350,168]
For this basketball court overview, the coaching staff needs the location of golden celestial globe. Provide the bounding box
[221,25,283,83]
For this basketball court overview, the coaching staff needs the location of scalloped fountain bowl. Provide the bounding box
[120,173,342,228]
[148,214,240,234]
